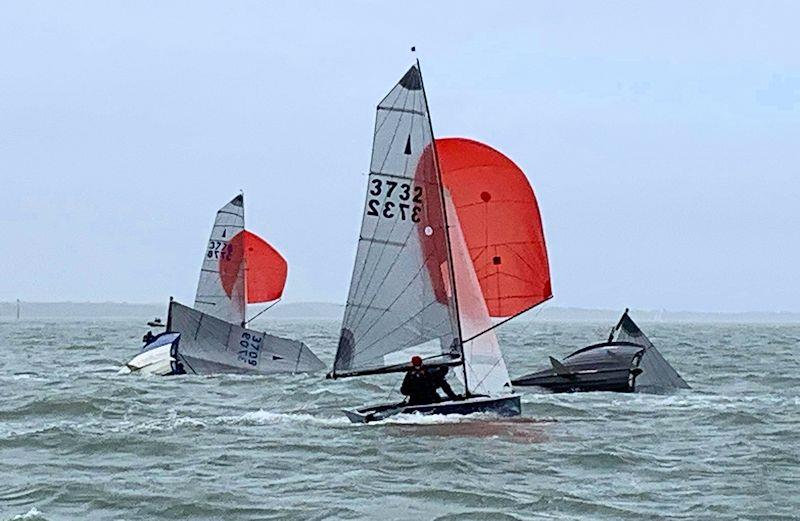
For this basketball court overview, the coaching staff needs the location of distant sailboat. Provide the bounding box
[16,299,20,321]
[328,62,551,423]
[122,194,324,376]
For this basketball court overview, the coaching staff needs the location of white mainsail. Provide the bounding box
[332,65,461,377]
[170,301,324,374]
[194,194,246,324]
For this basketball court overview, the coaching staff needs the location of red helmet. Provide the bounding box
[411,355,423,367]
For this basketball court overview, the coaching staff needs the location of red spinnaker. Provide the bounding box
[436,137,552,317]
[220,230,287,303]
[415,143,453,306]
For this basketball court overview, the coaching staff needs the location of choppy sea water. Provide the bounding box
[0,318,798,520]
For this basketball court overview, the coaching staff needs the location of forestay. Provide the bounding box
[333,65,461,377]
[195,195,246,324]
[169,301,324,374]
[611,311,690,393]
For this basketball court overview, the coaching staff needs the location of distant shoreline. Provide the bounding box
[2,301,799,323]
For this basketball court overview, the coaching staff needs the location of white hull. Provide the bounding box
[120,344,174,376]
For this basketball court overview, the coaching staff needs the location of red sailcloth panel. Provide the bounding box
[220,230,287,303]
[415,143,452,307]
[436,137,552,317]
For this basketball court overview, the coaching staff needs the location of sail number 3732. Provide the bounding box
[366,179,423,222]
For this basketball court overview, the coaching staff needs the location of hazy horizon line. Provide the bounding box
[2,300,800,318]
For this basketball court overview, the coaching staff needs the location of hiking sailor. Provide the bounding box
[400,356,460,405]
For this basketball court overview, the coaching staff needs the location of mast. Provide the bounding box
[416,58,470,396]
[242,256,249,327]
[167,296,174,330]
[241,191,247,327]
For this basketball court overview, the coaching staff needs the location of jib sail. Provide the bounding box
[445,190,512,395]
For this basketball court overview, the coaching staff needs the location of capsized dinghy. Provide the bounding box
[122,194,324,376]
[328,62,551,423]
[166,299,324,375]
[512,309,690,393]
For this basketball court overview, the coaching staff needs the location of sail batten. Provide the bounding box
[378,106,426,116]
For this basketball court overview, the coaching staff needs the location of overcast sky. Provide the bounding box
[2,1,798,312]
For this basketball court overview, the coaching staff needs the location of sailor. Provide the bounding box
[142,330,155,344]
[400,355,459,405]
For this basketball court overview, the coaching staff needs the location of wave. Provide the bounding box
[7,508,46,521]
[221,409,349,427]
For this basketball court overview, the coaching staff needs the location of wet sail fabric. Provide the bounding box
[446,191,512,395]
[220,230,288,304]
[611,311,690,393]
[169,301,325,375]
[141,332,180,353]
[333,65,461,377]
[436,138,551,318]
[195,195,246,324]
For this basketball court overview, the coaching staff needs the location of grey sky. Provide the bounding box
[2,1,798,312]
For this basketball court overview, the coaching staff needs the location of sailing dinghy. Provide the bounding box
[328,63,551,423]
[122,194,324,376]
[512,310,690,393]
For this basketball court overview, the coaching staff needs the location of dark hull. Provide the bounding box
[513,367,633,393]
[513,311,691,394]
[512,340,645,393]
[343,394,521,424]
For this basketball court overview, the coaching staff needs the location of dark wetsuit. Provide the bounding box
[142,331,155,344]
[400,366,458,406]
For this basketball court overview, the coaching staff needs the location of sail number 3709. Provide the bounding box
[366,178,423,222]
[238,332,262,366]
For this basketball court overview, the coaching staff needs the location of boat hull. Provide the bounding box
[343,394,521,424]
[513,368,633,393]
[120,344,176,376]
